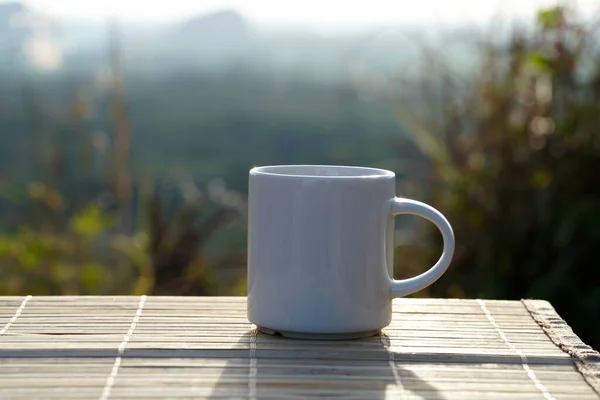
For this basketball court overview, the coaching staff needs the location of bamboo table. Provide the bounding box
[0,296,598,399]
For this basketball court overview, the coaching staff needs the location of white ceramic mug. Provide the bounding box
[247,165,455,339]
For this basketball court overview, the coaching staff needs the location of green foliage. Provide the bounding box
[0,211,127,295]
[393,6,600,348]
[70,205,114,238]
[0,181,243,296]
[537,7,564,30]
[527,51,554,73]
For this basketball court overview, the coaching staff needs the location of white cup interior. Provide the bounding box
[251,165,394,178]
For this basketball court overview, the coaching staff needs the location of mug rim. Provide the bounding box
[250,165,395,179]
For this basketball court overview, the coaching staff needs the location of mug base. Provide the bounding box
[257,325,380,340]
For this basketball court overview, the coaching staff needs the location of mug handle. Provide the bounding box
[388,198,455,298]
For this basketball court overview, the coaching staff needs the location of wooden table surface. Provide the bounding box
[0,296,598,400]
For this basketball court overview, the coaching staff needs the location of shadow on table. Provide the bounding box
[0,341,573,399]
[208,329,447,400]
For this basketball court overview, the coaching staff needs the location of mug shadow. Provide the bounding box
[209,329,446,400]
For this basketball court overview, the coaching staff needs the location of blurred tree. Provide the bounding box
[392,6,600,348]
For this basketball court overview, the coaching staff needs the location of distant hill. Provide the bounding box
[0,3,480,78]
[177,10,250,42]
[123,9,263,73]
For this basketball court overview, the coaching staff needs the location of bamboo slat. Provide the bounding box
[0,296,597,400]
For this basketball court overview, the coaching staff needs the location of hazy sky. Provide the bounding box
[11,0,599,28]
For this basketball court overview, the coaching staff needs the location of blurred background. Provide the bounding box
[0,0,598,348]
